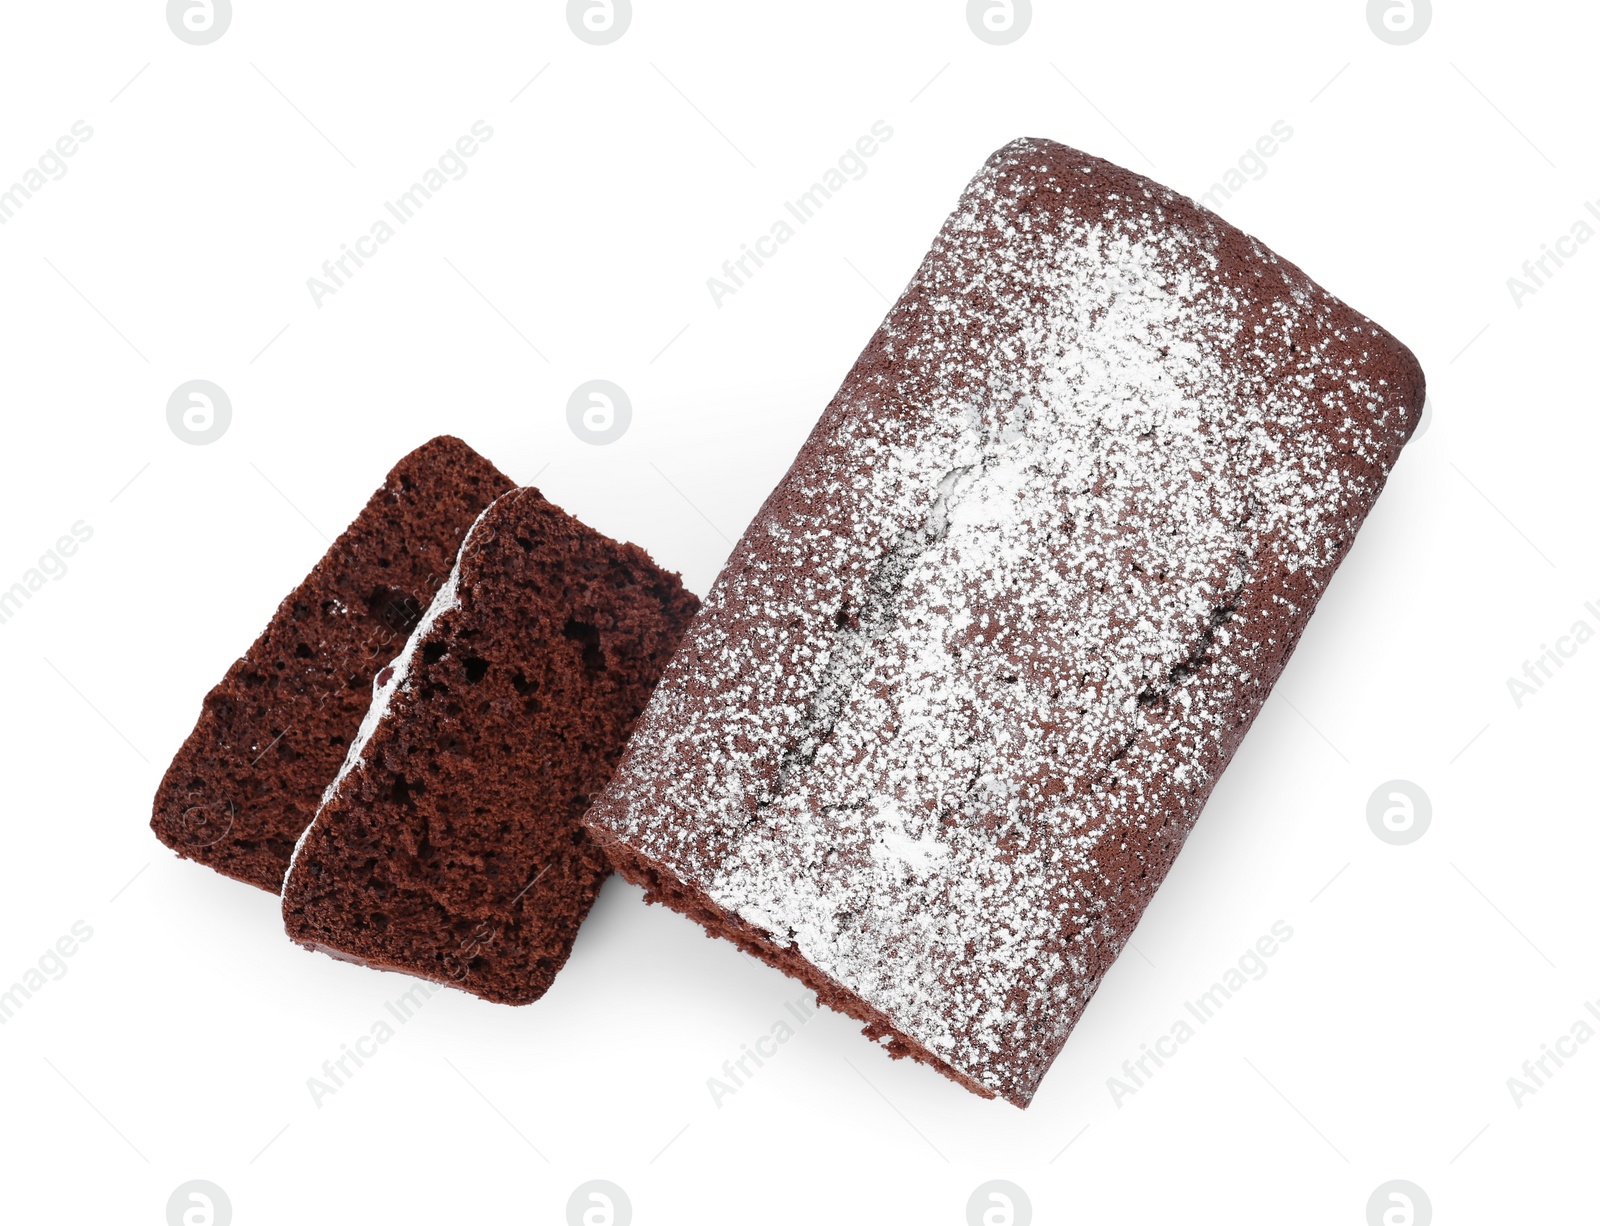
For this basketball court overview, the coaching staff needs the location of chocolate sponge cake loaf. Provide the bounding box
[584,138,1425,1105]
[282,488,699,1004]
[152,437,514,890]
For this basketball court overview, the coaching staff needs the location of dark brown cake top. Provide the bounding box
[587,138,1423,1104]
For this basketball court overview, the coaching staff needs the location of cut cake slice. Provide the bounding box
[281,487,700,1003]
[151,436,514,890]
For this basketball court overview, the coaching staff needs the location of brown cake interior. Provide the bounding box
[151,436,513,891]
[281,489,700,1004]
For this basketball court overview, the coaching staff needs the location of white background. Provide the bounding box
[0,2,1594,1222]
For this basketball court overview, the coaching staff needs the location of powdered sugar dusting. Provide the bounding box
[589,140,1417,1102]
